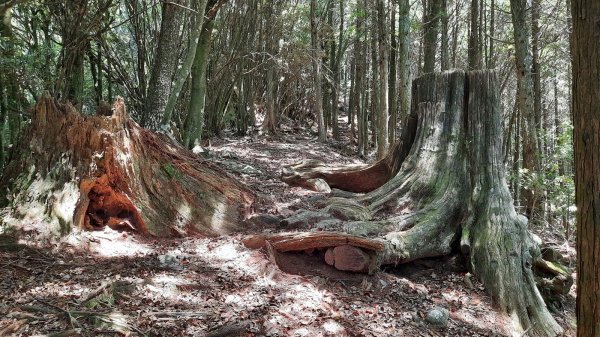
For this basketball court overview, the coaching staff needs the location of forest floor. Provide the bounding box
[0,120,577,337]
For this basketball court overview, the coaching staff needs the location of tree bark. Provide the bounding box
[422,0,441,73]
[468,0,482,69]
[571,0,600,335]
[440,0,449,70]
[310,0,326,142]
[183,18,216,148]
[388,1,397,144]
[376,0,389,159]
[143,0,184,130]
[161,0,209,131]
[398,0,411,123]
[0,94,256,237]
[264,70,565,336]
[510,0,540,221]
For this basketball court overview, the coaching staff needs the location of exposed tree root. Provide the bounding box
[248,70,567,336]
[281,112,417,193]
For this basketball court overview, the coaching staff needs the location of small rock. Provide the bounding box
[324,247,335,266]
[425,307,449,327]
[332,245,370,272]
[158,254,182,270]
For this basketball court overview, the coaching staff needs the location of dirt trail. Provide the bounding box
[0,126,575,336]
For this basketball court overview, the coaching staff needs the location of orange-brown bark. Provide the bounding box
[281,114,417,193]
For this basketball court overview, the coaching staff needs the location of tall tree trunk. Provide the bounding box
[55,0,92,109]
[143,0,184,129]
[531,0,544,207]
[183,0,228,147]
[162,0,209,130]
[311,0,326,142]
[376,0,389,159]
[369,7,378,151]
[356,0,367,156]
[388,1,397,144]
[422,0,441,73]
[329,0,341,140]
[183,19,215,148]
[451,0,460,67]
[440,0,449,70]
[398,0,411,123]
[468,0,482,69]
[510,0,540,222]
[571,0,600,335]
[488,0,495,68]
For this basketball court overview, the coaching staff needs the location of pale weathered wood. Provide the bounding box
[242,231,385,253]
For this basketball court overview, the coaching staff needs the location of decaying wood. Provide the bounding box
[0,93,256,237]
[281,112,417,193]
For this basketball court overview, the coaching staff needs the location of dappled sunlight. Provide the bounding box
[67,227,152,257]
[194,239,260,275]
[175,201,192,233]
[210,201,228,235]
[146,274,187,300]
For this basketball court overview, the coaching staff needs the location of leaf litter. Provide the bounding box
[0,124,576,336]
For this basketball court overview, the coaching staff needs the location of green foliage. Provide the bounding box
[516,123,575,231]
[544,123,575,220]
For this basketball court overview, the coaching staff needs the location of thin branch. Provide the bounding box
[163,0,198,14]
[206,0,228,21]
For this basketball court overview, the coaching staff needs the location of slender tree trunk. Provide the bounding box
[440,0,449,70]
[376,0,389,159]
[468,0,482,69]
[451,0,460,67]
[571,0,600,335]
[311,0,326,142]
[329,0,341,140]
[388,1,397,145]
[370,9,379,150]
[488,0,495,68]
[162,0,209,130]
[183,19,215,148]
[422,0,441,73]
[531,0,544,205]
[143,0,185,129]
[356,0,366,156]
[510,0,540,221]
[398,0,411,123]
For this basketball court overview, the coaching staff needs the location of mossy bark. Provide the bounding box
[0,93,256,237]
[257,70,564,336]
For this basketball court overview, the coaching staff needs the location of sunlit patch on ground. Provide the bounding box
[0,126,576,336]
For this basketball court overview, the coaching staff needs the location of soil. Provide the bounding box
[0,120,576,336]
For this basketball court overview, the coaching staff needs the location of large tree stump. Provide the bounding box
[0,93,256,237]
[250,70,566,336]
